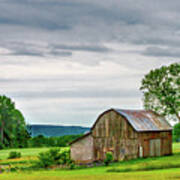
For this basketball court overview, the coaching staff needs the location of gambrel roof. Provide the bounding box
[91,108,172,132]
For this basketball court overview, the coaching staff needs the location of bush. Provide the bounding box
[69,162,75,170]
[37,148,71,168]
[58,149,71,165]
[37,148,60,168]
[104,152,113,166]
[8,151,21,159]
[10,167,18,172]
[37,151,54,168]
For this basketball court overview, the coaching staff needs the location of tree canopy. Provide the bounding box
[140,63,180,122]
[173,123,180,142]
[0,95,29,149]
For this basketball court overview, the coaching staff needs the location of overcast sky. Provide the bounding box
[0,0,179,127]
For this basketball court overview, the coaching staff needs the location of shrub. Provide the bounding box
[8,151,21,159]
[10,167,18,172]
[69,162,75,170]
[37,148,71,168]
[49,148,61,162]
[58,149,71,165]
[104,152,113,166]
[37,151,54,168]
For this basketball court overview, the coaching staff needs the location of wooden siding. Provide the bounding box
[92,110,139,161]
[139,131,172,157]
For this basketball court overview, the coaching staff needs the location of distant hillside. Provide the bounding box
[27,125,90,137]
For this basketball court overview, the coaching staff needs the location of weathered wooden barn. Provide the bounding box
[70,109,172,164]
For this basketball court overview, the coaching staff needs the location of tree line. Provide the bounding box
[28,134,82,148]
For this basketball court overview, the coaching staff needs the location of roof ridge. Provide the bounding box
[113,108,150,112]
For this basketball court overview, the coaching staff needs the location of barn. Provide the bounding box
[70,108,172,164]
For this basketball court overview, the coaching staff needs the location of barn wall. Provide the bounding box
[70,134,94,164]
[138,131,172,157]
[92,110,139,161]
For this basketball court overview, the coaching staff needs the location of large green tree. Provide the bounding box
[0,95,29,148]
[140,63,180,122]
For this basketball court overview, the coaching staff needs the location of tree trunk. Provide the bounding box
[177,115,180,123]
[175,112,180,123]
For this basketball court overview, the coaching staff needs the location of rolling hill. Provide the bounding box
[27,125,90,137]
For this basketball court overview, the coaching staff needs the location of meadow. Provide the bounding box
[0,147,52,160]
[0,143,179,180]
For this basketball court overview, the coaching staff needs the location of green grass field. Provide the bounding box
[0,143,180,180]
[0,147,54,160]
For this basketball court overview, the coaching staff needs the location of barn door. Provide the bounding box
[94,149,104,161]
[150,139,161,157]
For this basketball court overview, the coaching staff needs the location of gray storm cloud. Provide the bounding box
[1,0,180,60]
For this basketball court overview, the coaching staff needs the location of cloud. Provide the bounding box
[1,0,180,62]
[9,50,45,57]
[51,44,111,53]
[0,40,110,59]
[142,47,180,58]
[8,49,72,57]
[0,41,72,57]
[0,1,72,31]
[9,88,140,99]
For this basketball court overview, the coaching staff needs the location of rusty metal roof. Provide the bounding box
[114,109,172,132]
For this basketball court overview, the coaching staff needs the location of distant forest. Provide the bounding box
[27,124,90,137]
